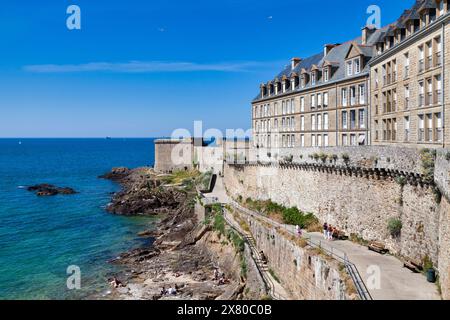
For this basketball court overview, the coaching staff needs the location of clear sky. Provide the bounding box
[0,0,415,138]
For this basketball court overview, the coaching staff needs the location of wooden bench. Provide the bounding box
[333,230,348,240]
[368,241,389,254]
[403,259,423,273]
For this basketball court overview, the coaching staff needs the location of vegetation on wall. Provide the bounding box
[387,218,402,238]
[420,148,436,184]
[243,198,319,230]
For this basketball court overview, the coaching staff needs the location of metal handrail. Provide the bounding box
[230,200,373,300]
[222,209,283,300]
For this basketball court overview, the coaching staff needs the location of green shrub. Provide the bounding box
[312,153,320,161]
[342,153,350,164]
[445,152,450,161]
[395,176,407,187]
[387,218,402,238]
[420,148,436,183]
[282,207,318,228]
[319,152,328,163]
[213,214,226,235]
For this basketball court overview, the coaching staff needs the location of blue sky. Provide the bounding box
[0,0,414,137]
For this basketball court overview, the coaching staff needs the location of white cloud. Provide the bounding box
[23,61,272,74]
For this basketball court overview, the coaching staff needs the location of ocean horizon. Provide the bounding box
[0,138,157,299]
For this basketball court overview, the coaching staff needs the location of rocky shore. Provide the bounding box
[97,167,256,300]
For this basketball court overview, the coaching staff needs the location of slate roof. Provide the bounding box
[253,0,446,103]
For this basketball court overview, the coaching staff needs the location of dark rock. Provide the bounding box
[98,167,131,181]
[27,184,77,196]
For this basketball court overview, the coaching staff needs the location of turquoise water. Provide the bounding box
[0,138,156,300]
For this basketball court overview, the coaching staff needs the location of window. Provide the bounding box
[405,85,410,109]
[359,109,365,129]
[350,110,356,129]
[359,85,365,104]
[439,0,445,16]
[323,113,329,130]
[291,99,295,113]
[374,68,379,88]
[354,58,361,74]
[350,134,357,146]
[318,135,322,147]
[427,114,433,142]
[419,81,425,106]
[311,72,316,85]
[311,135,316,147]
[317,114,322,130]
[317,93,322,107]
[323,92,329,107]
[342,89,348,106]
[324,68,329,82]
[427,78,433,106]
[427,41,433,69]
[291,135,295,148]
[435,37,442,66]
[418,115,425,141]
[300,97,305,112]
[436,74,442,104]
[437,112,443,142]
[419,45,425,72]
[311,115,316,131]
[311,95,316,108]
[324,134,329,147]
[404,53,410,78]
[300,116,305,131]
[342,111,348,129]
[291,117,295,130]
[404,116,410,142]
[300,134,305,147]
[350,86,356,105]
[342,134,348,146]
[346,61,353,76]
[282,101,285,115]
[286,100,291,114]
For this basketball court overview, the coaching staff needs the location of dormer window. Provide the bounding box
[301,75,306,88]
[354,58,361,74]
[439,1,445,16]
[323,67,329,82]
[311,72,316,85]
[346,61,353,76]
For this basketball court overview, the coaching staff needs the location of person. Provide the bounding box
[160,286,167,295]
[260,251,267,264]
[327,225,333,240]
[109,277,123,288]
[323,223,328,239]
[214,268,220,281]
[168,287,177,295]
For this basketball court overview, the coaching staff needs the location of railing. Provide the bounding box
[222,209,283,300]
[229,200,373,300]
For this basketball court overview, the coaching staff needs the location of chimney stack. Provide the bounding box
[291,57,301,70]
[362,26,377,45]
[324,44,340,56]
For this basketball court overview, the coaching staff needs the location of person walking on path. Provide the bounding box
[323,222,328,239]
[296,225,302,237]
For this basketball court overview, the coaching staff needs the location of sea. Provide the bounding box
[0,138,157,300]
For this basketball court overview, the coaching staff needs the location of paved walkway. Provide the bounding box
[206,175,441,300]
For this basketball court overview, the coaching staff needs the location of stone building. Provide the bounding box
[252,29,385,149]
[252,0,450,149]
[370,0,449,148]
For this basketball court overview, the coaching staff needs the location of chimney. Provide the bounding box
[324,44,339,56]
[362,26,377,45]
[291,57,301,70]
